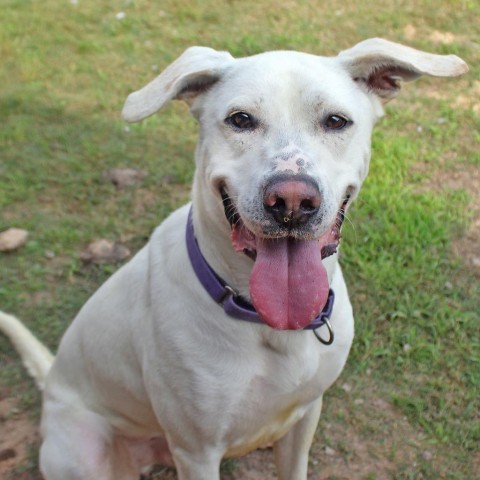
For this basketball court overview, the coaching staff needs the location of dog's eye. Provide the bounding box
[226,112,257,130]
[324,114,350,130]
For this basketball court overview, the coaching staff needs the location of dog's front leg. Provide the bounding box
[273,397,323,480]
[171,446,223,480]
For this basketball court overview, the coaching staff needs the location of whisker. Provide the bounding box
[218,191,242,227]
[341,211,357,243]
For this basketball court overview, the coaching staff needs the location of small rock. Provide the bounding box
[422,450,433,461]
[0,228,29,252]
[80,239,130,264]
[324,446,336,456]
[403,343,412,352]
[341,383,352,393]
[116,11,126,20]
[471,256,480,267]
[103,168,148,188]
[354,398,364,406]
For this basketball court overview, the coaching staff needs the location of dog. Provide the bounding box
[0,38,467,480]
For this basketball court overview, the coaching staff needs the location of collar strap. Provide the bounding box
[186,207,335,332]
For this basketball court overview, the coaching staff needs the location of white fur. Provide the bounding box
[0,39,467,479]
[0,312,53,390]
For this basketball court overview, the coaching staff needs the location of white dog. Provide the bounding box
[0,38,467,480]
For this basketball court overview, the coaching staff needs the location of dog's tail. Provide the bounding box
[0,311,54,390]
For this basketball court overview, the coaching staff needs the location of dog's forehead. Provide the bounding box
[238,50,335,73]
[213,51,358,110]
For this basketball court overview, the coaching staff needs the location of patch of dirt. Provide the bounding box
[0,394,41,480]
[428,30,460,45]
[403,24,466,45]
[307,387,431,480]
[423,80,480,115]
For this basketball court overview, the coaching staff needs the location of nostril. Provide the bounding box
[265,192,281,208]
[272,197,286,211]
[264,192,287,211]
[300,198,316,212]
[265,197,288,224]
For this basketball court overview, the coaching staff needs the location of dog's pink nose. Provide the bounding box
[263,176,321,227]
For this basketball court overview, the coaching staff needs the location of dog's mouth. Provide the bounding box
[220,187,349,330]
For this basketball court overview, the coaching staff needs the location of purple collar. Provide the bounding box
[186,207,335,344]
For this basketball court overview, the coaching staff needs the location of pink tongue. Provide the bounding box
[249,238,329,330]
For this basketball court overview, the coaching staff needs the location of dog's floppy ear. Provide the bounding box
[338,38,468,102]
[122,47,234,122]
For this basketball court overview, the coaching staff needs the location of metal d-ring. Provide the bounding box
[220,285,237,305]
[313,318,334,345]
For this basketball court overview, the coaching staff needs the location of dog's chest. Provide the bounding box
[221,334,328,455]
[225,400,308,457]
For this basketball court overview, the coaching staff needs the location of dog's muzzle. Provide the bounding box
[219,179,350,331]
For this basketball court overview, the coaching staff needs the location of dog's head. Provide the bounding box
[123,39,467,330]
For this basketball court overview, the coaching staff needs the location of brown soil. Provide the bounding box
[0,394,40,480]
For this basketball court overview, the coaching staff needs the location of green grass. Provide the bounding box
[342,120,479,448]
[1,1,479,478]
